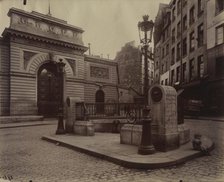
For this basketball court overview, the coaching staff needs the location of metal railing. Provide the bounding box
[76,102,145,124]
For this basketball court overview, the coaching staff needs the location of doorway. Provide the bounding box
[37,62,60,117]
[95,89,105,114]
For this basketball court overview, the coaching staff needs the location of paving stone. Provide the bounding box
[0,120,224,181]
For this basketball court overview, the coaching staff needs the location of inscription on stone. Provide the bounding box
[11,13,83,44]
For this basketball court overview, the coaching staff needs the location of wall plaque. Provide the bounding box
[90,66,109,79]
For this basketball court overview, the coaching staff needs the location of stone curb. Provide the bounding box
[0,122,56,129]
[185,116,224,122]
[41,136,215,169]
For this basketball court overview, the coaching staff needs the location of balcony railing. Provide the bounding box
[76,102,145,124]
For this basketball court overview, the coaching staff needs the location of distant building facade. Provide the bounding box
[0,8,122,116]
[115,41,142,94]
[115,41,154,102]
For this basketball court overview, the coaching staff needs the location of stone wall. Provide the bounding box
[0,40,10,115]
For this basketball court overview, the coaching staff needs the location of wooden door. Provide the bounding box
[38,63,60,117]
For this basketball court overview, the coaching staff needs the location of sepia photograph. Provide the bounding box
[0,0,223,181]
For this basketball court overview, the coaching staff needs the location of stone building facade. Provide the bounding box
[154,0,211,114]
[206,0,224,113]
[0,8,120,116]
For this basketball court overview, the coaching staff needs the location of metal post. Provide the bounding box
[56,59,66,134]
[88,43,91,55]
[137,15,155,155]
[144,46,149,104]
[138,107,155,154]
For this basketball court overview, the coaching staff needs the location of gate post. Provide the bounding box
[65,97,79,133]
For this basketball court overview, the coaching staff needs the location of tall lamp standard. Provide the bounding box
[137,15,155,154]
[56,59,66,134]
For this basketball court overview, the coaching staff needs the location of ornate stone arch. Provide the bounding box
[26,53,74,77]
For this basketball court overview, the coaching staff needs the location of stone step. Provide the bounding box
[0,115,44,124]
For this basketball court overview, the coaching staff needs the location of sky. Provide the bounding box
[0,0,170,59]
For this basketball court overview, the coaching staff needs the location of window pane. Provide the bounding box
[217,26,224,45]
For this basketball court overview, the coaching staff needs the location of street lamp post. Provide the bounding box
[56,59,66,135]
[137,15,155,155]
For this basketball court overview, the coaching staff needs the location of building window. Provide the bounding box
[172,7,176,22]
[190,31,195,52]
[171,47,175,65]
[216,0,224,14]
[162,47,165,58]
[177,42,181,61]
[177,0,181,15]
[189,58,195,81]
[198,24,204,47]
[216,56,224,76]
[189,6,195,25]
[216,25,224,45]
[165,79,168,85]
[183,15,187,30]
[171,69,175,85]
[198,0,203,16]
[166,44,169,55]
[162,64,164,73]
[198,55,204,78]
[172,28,175,44]
[162,32,165,42]
[176,66,180,82]
[161,80,164,85]
[183,63,187,82]
[183,0,187,7]
[177,21,181,38]
[183,37,187,57]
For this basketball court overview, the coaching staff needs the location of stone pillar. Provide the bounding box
[149,85,180,151]
[65,97,81,133]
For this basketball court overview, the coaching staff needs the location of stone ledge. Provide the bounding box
[74,120,94,136]
[0,115,44,124]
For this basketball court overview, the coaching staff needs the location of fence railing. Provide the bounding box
[76,102,145,123]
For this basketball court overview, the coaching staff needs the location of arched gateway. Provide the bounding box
[0,8,120,118]
[37,62,60,117]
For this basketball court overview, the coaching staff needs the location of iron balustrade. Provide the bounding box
[76,102,145,124]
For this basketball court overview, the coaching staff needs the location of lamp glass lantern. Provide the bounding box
[138,15,154,45]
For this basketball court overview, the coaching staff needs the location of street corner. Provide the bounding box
[192,134,215,154]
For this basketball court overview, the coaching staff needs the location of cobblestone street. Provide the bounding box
[0,119,224,182]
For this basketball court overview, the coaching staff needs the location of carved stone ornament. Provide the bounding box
[23,51,37,70]
[90,66,109,79]
[66,58,76,76]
